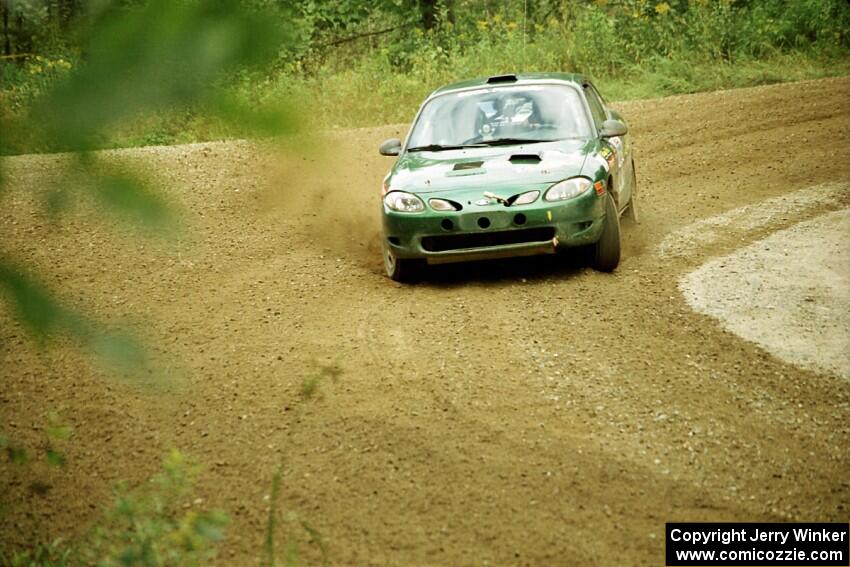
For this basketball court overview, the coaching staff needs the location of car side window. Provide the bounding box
[583,83,607,127]
[589,82,608,107]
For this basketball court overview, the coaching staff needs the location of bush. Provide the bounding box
[2,0,849,151]
[1,451,228,567]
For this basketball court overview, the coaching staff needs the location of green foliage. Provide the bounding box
[0,261,67,340]
[301,375,320,399]
[83,450,228,567]
[0,539,73,567]
[78,159,178,234]
[0,0,301,376]
[263,469,327,567]
[44,448,65,469]
[1,413,73,472]
[0,54,76,115]
[4,0,295,154]
[1,451,228,567]
[6,445,29,466]
[270,0,850,129]
[1,431,28,466]
[300,361,342,399]
[3,0,850,141]
[0,259,148,374]
[263,470,283,567]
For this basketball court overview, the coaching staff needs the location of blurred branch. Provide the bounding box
[317,21,417,49]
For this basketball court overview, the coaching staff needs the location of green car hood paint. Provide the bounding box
[388,138,596,194]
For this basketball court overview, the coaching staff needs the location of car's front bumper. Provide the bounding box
[383,190,606,265]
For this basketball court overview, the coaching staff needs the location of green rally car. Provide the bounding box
[378,72,637,282]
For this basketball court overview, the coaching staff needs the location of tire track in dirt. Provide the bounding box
[657,181,850,261]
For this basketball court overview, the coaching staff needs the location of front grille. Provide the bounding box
[421,227,555,252]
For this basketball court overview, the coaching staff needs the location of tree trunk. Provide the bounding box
[2,0,10,57]
[420,0,437,30]
[16,6,24,56]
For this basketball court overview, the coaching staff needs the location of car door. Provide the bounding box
[583,82,633,211]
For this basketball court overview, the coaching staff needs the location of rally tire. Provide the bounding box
[593,193,621,272]
[383,242,424,282]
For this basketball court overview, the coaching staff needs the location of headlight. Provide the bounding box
[512,190,540,205]
[544,178,592,202]
[429,198,457,211]
[385,191,425,212]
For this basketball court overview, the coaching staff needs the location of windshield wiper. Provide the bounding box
[479,138,560,146]
[406,143,486,152]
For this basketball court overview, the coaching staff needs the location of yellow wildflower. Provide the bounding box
[655,2,671,14]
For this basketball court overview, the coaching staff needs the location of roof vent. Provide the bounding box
[486,74,518,84]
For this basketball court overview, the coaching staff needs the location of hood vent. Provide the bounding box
[453,161,484,171]
[509,153,542,165]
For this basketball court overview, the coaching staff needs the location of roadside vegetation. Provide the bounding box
[2,0,849,154]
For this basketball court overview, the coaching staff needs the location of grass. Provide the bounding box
[277,50,850,131]
[2,1,849,154]
[41,49,849,152]
[597,52,850,101]
[0,450,228,567]
[263,469,328,567]
[301,362,342,399]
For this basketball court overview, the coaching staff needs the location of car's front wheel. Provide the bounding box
[592,193,621,272]
[383,242,424,282]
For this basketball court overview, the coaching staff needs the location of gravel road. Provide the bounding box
[1,76,849,566]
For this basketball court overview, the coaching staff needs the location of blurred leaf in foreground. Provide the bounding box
[0,259,148,375]
[32,0,296,152]
[87,168,175,230]
[0,260,69,341]
[46,412,74,441]
[6,446,29,466]
[45,448,66,469]
[73,154,180,235]
[0,0,299,376]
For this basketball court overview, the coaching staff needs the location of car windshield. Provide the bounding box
[406,84,592,150]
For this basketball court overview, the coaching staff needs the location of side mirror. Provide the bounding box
[379,138,402,156]
[599,119,628,138]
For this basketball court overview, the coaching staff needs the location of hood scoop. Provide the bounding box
[453,161,484,171]
[509,153,542,165]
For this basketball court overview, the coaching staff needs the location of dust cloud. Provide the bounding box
[259,126,408,264]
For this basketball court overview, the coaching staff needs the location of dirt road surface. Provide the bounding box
[2,76,849,566]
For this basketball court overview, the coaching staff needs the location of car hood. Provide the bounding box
[388,138,595,194]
